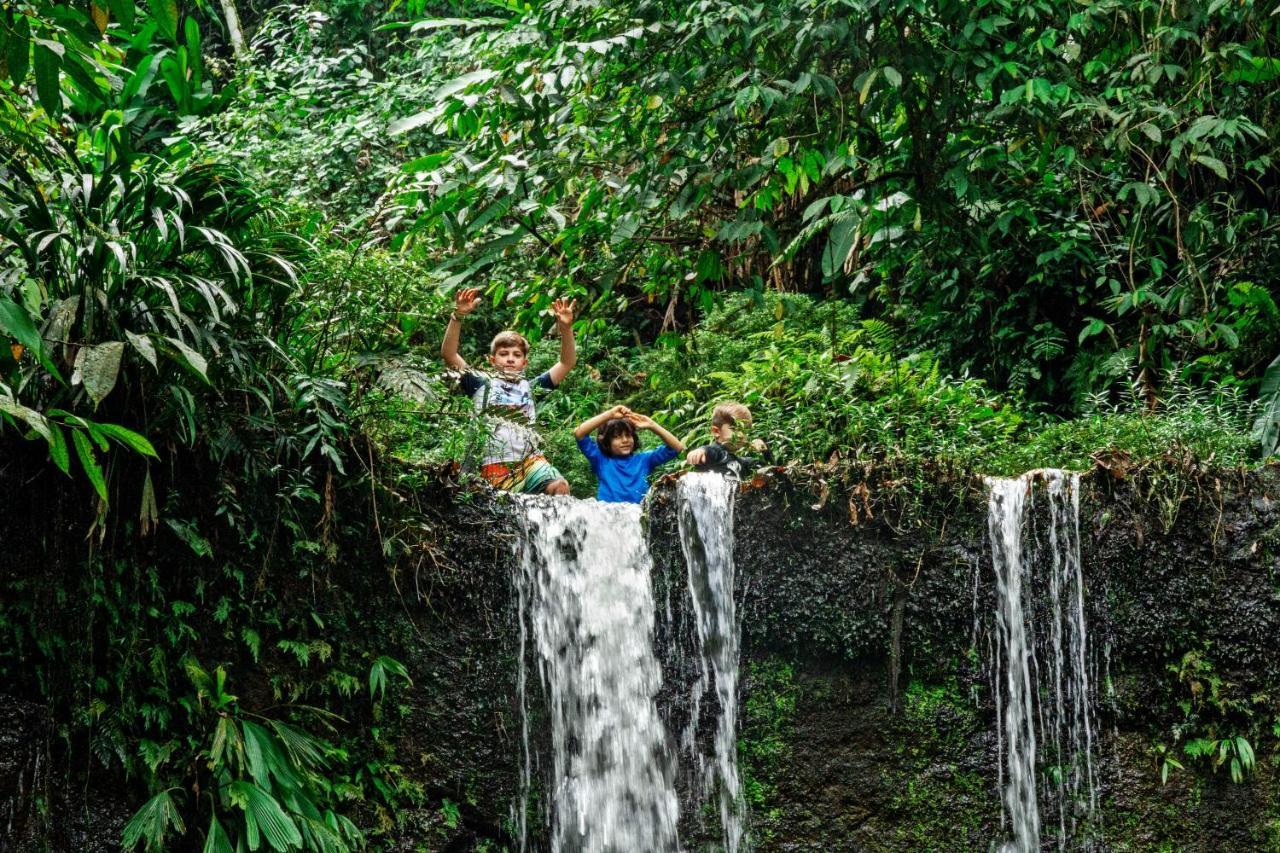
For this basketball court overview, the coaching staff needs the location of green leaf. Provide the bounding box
[822,216,859,279]
[240,720,274,789]
[96,422,159,458]
[209,716,241,772]
[401,152,451,173]
[47,422,70,474]
[229,782,303,851]
[1235,736,1255,769]
[1253,352,1280,458]
[184,17,202,84]
[0,296,62,381]
[203,815,233,853]
[108,0,137,28]
[5,15,30,86]
[0,394,52,444]
[370,655,411,702]
[267,720,329,771]
[72,429,108,501]
[166,518,212,557]
[73,341,125,407]
[122,790,185,852]
[1078,318,1107,344]
[147,0,179,40]
[33,41,61,116]
[164,337,209,383]
[433,68,498,101]
[858,69,878,104]
[1192,154,1229,179]
[126,331,159,370]
[388,111,435,136]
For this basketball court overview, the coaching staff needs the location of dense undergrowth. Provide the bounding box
[364,281,1260,499]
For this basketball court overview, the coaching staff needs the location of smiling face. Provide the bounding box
[488,345,529,373]
[607,431,636,456]
[599,419,638,457]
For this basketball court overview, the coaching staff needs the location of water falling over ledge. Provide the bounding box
[986,470,1102,853]
[513,497,680,853]
[676,472,748,853]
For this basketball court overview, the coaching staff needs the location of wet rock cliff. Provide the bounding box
[3,461,1279,851]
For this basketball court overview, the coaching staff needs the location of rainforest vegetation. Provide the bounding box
[1,0,1278,849]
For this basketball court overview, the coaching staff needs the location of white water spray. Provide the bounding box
[513,497,680,853]
[676,472,747,853]
[988,476,1041,853]
[986,471,1101,852]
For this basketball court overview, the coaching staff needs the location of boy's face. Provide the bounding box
[607,432,635,457]
[711,422,745,449]
[489,346,529,372]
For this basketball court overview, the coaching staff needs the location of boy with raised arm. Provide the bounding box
[574,405,685,503]
[440,287,577,496]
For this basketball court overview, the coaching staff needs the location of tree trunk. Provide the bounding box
[218,0,248,64]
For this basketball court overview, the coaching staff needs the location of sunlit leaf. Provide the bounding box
[73,341,125,407]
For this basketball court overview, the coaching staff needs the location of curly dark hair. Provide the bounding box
[597,417,639,457]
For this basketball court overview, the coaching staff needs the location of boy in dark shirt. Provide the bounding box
[685,402,771,479]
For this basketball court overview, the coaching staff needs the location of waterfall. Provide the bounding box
[676,472,747,853]
[988,476,1041,853]
[513,497,680,853]
[986,471,1101,853]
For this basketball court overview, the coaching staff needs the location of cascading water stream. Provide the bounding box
[676,472,747,853]
[988,476,1041,853]
[986,470,1101,853]
[513,497,680,853]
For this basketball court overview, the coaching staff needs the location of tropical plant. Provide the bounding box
[123,661,363,852]
[1151,742,1185,786]
[0,126,302,497]
[1253,352,1280,459]
[375,0,1279,411]
[1183,735,1256,784]
[0,0,317,504]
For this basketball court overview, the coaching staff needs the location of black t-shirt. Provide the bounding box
[690,441,772,478]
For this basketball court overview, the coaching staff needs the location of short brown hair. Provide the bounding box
[490,330,529,355]
[711,402,752,428]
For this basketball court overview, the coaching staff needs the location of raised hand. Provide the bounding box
[454,287,481,315]
[455,287,481,316]
[611,404,632,419]
[627,412,655,430]
[551,297,577,326]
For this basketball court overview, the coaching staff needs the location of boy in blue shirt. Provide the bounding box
[574,405,684,503]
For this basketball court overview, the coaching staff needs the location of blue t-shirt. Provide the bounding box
[577,436,680,503]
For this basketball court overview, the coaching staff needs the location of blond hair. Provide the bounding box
[489,330,529,355]
[711,402,753,429]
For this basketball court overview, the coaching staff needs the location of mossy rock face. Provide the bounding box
[6,461,1280,851]
[644,467,1280,851]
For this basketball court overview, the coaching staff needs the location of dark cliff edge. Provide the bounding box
[3,461,1279,851]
